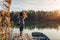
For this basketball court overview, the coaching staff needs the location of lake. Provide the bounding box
[12,21,60,40]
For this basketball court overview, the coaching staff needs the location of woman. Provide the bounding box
[17,11,27,36]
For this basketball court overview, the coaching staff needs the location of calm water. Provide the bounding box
[12,22,60,40]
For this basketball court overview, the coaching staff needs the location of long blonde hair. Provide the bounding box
[20,11,27,19]
[23,11,27,18]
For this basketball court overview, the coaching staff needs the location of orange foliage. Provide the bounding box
[6,12,10,17]
[1,10,10,26]
[4,0,11,5]
[1,10,6,16]
[5,17,10,26]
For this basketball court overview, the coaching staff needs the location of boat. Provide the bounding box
[32,32,50,40]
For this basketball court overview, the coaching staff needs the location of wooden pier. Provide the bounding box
[10,33,33,40]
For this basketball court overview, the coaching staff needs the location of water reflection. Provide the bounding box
[25,21,60,30]
[13,27,60,40]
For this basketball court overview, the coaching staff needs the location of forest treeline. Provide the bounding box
[10,10,60,22]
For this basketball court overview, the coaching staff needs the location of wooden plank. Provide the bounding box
[12,33,33,40]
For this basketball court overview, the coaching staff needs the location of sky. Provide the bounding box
[0,0,60,11]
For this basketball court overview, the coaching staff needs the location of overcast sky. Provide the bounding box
[0,0,60,11]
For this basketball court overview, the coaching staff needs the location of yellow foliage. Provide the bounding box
[5,17,10,26]
[6,12,10,17]
[4,0,11,5]
[1,10,6,16]
[0,17,2,22]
